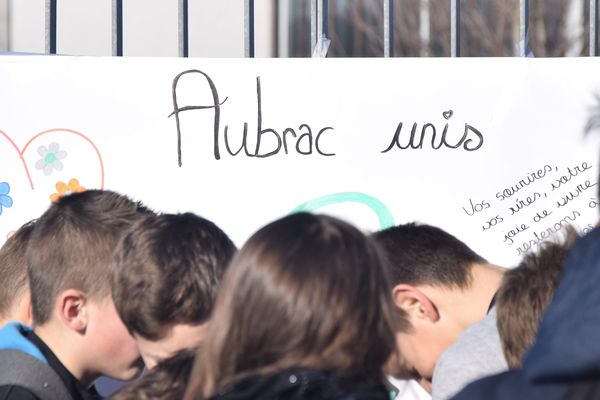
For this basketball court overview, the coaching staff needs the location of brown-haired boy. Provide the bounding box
[496,227,579,368]
[110,212,236,369]
[0,220,36,328]
[0,190,153,400]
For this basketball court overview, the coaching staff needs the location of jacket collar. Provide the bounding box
[0,322,47,364]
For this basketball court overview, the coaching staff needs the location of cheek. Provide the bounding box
[99,316,144,380]
[104,317,139,360]
[94,305,141,367]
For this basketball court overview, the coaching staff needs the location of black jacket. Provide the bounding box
[208,368,390,400]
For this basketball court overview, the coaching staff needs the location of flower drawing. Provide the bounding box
[36,142,68,176]
[50,178,85,202]
[0,182,14,216]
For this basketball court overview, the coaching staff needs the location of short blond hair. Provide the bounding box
[0,220,36,319]
[28,190,152,324]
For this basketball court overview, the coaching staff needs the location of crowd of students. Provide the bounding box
[0,174,598,399]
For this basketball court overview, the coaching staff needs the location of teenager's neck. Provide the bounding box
[35,324,97,388]
[424,262,505,330]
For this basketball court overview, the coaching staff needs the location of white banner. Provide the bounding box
[1,56,599,267]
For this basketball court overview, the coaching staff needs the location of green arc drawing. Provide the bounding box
[291,192,395,230]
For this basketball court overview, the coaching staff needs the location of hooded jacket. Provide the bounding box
[452,227,600,400]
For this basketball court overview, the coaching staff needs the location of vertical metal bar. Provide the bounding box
[277,0,290,57]
[384,0,394,57]
[420,0,430,56]
[112,0,123,56]
[178,0,189,57]
[591,0,598,56]
[318,0,328,38]
[244,0,255,57]
[311,0,317,54]
[520,0,529,57]
[450,0,460,57]
[45,0,57,54]
[0,0,8,51]
[311,0,328,56]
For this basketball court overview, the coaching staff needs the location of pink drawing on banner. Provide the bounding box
[0,128,105,190]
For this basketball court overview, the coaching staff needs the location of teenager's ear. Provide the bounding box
[57,289,88,333]
[391,284,439,322]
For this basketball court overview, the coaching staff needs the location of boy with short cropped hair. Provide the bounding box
[373,223,507,400]
[496,228,578,368]
[0,190,153,400]
[0,220,36,328]
[110,212,236,369]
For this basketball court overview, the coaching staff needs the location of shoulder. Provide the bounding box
[458,309,500,345]
[563,380,600,400]
[0,386,42,400]
[0,349,71,400]
[438,310,504,367]
[452,369,569,400]
[432,311,508,400]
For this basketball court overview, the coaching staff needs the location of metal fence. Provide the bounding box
[41,0,599,57]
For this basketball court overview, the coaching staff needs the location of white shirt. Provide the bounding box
[387,377,431,400]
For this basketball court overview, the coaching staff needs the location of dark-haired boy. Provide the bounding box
[0,190,152,400]
[373,223,507,399]
[110,212,236,369]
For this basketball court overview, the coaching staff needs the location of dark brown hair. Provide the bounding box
[184,212,396,399]
[110,349,195,400]
[372,222,487,333]
[27,190,152,325]
[373,222,486,289]
[496,227,579,368]
[110,212,236,340]
[0,220,36,319]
